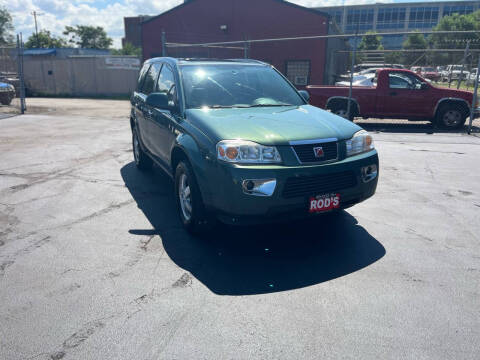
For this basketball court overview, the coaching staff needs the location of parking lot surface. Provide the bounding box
[1,99,479,359]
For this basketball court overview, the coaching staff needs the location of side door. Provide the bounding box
[132,63,150,147]
[376,72,432,118]
[139,62,162,152]
[149,63,180,167]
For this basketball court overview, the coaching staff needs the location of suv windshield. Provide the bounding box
[180,64,304,109]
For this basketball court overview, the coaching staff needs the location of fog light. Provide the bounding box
[242,179,277,196]
[361,164,378,183]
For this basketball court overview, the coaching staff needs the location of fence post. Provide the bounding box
[347,29,358,120]
[467,55,480,135]
[16,34,26,114]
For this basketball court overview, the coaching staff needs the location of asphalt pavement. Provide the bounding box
[0,104,479,359]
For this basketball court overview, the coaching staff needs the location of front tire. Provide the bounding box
[436,104,467,130]
[132,127,153,170]
[175,161,215,235]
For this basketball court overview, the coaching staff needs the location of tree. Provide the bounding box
[384,51,403,65]
[356,31,384,63]
[111,42,141,57]
[358,32,384,51]
[0,7,14,45]
[402,32,428,66]
[428,10,480,65]
[24,30,68,49]
[63,25,113,49]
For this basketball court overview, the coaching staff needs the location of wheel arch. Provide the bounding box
[434,97,470,118]
[170,134,213,206]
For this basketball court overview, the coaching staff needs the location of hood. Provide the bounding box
[186,105,362,146]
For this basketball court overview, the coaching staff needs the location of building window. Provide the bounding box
[286,61,310,86]
[328,10,343,26]
[443,5,474,17]
[408,6,439,29]
[345,8,374,33]
[377,7,406,30]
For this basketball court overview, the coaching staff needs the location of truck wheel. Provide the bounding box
[436,104,467,130]
[331,104,354,121]
[175,161,215,235]
[132,127,153,170]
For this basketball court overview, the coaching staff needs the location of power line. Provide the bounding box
[165,30,480,48]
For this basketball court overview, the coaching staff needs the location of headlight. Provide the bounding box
[346,130,374,157]
[216,140,282,164]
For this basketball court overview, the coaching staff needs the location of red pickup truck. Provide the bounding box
[307,69,479,129]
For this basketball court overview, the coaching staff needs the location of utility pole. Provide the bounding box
[31,11,43,48]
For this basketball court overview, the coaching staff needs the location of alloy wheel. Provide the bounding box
[133,131,140,164]
[178,173,192,221]
[442,110,462,128]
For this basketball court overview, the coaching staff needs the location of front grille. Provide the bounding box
[292,141,338,163]
[282,171,357,199]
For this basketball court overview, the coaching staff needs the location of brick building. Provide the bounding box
[138,0,347,86]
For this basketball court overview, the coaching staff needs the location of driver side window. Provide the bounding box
[157,64,177,106]
[389,73,422,90]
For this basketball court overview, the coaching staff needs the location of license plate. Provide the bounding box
[309,193,340,213]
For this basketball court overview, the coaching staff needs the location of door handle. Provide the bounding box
[389,91,397,96]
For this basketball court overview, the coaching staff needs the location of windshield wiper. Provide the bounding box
[247,103,295,107]
[207,105,237,108]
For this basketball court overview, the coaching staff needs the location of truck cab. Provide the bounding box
[307,69,478,129]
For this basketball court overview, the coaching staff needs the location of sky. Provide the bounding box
[1,0,457,48]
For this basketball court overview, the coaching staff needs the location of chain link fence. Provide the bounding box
[0,37,26,119]
[163,29,480,133]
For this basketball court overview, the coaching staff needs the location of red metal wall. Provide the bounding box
[141,0,329,85]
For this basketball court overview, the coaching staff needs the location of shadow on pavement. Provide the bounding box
[356,121,480,134]
[121,162,386,296]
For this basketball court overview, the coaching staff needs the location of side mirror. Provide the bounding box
[146,92,169,109]
[298,90,310,102]
[420,82,429,90]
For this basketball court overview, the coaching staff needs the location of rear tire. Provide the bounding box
[435,104,467,130]
[0,97,12,105]
[132,127,153,170]
[175,161,215,235]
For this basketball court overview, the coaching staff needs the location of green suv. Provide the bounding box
[130,58,378,233]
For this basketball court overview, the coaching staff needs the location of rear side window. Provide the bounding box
[141,63,162,95]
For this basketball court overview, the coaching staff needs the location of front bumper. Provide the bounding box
[206,150,379,225]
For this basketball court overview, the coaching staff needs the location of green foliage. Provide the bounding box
[358,32,384,51]
[24,30,68,49]
[356,31,384,63]
[111,42,141,57]
[63,25,113,49]
[401,32,428,66]
[384,51,403,65]
[0,7,14,45]
[428,10,480,65]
